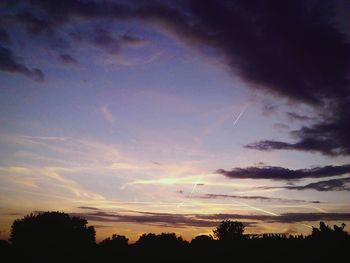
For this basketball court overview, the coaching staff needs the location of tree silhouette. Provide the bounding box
[213,220,245,241]
[134,232,188,261]
[136,232,187,248]
[98,234,129,260]
[190,234,214,251]
[191,234,213,244]
[2,211,350,263]
[10,211,95,262]
[311,221,348,240]
[100,234,128,248]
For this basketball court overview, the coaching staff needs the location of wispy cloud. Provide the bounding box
[20,135,67,141]
[186,193,321,204]
[100,105,115,124]
[0,166,104,200]
[123,174,251,189]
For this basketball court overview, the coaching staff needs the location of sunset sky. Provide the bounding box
[0,0,349,242]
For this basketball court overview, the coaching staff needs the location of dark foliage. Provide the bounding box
[213,220,245,241]
[1,213,349,263]
[9,212,95,263]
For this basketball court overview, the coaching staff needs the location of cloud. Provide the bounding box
[245,102,350,156]
[273,123,290,130]
[71,211,224,228]
[70,210,350,228]
[197,212,350,224]
[0,28,10,43]
[286,112,315,122]
[0,45,44,82]
[91,28,120,54]
[264,177,350,192]
[100,105,115,124]
[0,166,104,200]
[216,164,350,181]
[77,206,101,210]
[20,135,67,141]
[188,193,320,203]
[59,53,78,65]
[120,34,148,47]
[22,0,347,103]
[15,11,55,36]
[2,1,349,155]
[70,27,147,55]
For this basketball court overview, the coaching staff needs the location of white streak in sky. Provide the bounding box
[232,200,279,216]
[177,177,201,208]
[233,103,249,127]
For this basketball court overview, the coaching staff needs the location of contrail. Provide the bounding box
[233,200,279,216]
[233,103,249,127]
[230,103,279,216]
[190,179,200,195]
[177,103,248,209]
[177,177,201,208]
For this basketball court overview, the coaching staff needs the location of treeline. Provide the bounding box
[0,211,349,263]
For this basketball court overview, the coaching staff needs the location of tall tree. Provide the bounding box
[213,220,245,241]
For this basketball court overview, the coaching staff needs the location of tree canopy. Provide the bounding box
[213,220,245,241]
[10,211,95,262]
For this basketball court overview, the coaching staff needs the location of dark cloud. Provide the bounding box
[177,0,349,105]
[5,1,350,91]
[246,101,350,156]
[265,177,350,192]
[35,1,350,156]
[0,28,10,43]
[59,53,78,65]
[93,225,111,229]
[216,164,350,181]
[197,212,350,224]
[254,162,267,166]
[91,28,120,54]
[70,210,350,228]
[120,34,147,47]
[189,193,320,203]
[70,28,146,55]
[70,211,223,228]
[15,11,55,36]
[286,112,315,122]
[0,45,44,82]
[1,1,349,155]
[77,206,100,210]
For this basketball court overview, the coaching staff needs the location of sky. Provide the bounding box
[0,0,349,242]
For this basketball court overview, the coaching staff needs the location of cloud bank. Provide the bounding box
[263,177,350,192]
[188,193,321,203]
[69,210,350,228]
[216,164,350,181]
